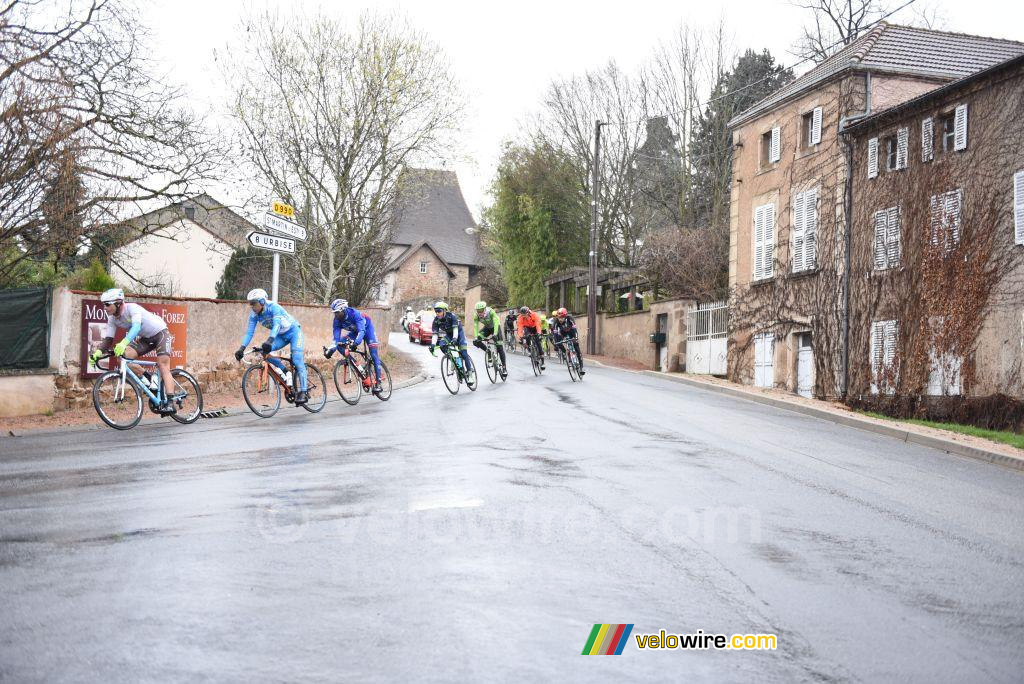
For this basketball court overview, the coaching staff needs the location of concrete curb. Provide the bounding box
[3,370,431,439]
[637,370,1024,472]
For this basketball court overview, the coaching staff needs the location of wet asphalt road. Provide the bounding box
[1,334,1023,682]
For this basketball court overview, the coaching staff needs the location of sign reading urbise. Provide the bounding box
[247,231,295,254]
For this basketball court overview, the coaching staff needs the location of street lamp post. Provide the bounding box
[587,120,605,356]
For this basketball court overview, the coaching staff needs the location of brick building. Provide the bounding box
[726,23,1023,398]
[844,55,1024,398]
[376,169,482,311]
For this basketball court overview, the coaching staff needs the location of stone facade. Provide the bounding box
[846,57,1024,398]
[387,245,468,305]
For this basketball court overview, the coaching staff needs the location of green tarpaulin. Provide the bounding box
[0,287,50,369]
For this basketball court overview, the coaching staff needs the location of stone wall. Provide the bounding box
[571,297,694,371]
[35,288,394,413]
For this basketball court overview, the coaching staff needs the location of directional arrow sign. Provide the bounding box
[248,231,295,254]
[263,212,307,241]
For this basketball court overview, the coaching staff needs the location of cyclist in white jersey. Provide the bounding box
[88,288,177,413]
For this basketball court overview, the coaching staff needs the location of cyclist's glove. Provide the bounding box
[260,341,273,356]
[89,348,103,364]
[113,339,129,357]
[234,346,245,362]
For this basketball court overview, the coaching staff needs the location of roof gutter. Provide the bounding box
[838,71,872,399]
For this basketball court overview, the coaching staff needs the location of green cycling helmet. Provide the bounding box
[475,301,487,311]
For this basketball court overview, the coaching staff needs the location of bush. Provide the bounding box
[67,259,115,292]
[846,393,1024,433]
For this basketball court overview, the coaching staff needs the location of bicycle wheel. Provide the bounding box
[333,357,362,406]
[301,365,328,413]
[567,347,580,382]
[92,371,143,430]
[465,356,478,391]
[530,343,541,376]
[485,348,498,383]
[169,369,204,424]
[441,355,460,395]
[373,361,393,401]
[242,364,281,418]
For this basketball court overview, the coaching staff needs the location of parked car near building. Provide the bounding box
[408,310,435,345]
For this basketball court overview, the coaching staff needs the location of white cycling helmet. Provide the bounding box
[246,288,268,304]
[434,301,449,311]
[330,298,348,312]
[100,288,124,304]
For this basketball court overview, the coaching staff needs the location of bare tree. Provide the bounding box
[791,0,891,63]
[0,0,223,287]
[222,11,464,305]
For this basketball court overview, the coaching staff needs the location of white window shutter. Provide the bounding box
[804,188,818,270]
[896,127,908,169]
[921,117,934,162]
[1014,170,1024,246]
[763,204,775,278]
[930,194,941,246]
[791,195,802,273]
[770,126,780,162]
[868,138,878,179]
[947,188,962,245]
[886,206,900,267]
[954,104,968,151]
[884,320,898,392]
[811,106,822,145]
[753,205,765,279]
[873,211,888,270]
[870,321,882,392]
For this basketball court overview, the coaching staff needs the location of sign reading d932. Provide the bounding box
[247,231,295,254]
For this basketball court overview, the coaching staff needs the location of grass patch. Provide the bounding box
[860,411,1024,450]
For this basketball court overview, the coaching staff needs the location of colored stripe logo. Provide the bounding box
[582,623,634,655]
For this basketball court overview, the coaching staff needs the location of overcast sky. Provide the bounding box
[141,0,1023,219]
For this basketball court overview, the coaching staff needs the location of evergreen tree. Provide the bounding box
[689,50,793,229]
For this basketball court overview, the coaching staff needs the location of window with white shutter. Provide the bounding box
[896,127,908,170]
[954,103,968,151]
[873,207,901,270]
[1014,170,1024,246]
[921,117,934,162]
[886,206,900,267]
[927,348,963,396]
[870,319,898,394]
[930,189,963,250]
[753,203,775,280]
[811,106,822,145]
[754,333,775,388]
[868,138,878,179]
[770,126,780,163]
[792,188,818,273]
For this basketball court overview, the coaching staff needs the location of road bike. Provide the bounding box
[523,333,544,376]
[434,339,477,394]
[480,336,507,384]
[326,342,392,405]
[554,337,584,382]
[91,352,203,430]
[240,348,327,417]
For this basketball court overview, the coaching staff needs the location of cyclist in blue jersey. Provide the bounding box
[324,298,383,393]
[233,288,308,405]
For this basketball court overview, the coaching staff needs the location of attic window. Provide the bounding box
[184,206,195,220]
[419,261,428,274]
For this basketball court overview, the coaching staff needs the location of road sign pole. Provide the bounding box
[271,252,280,301]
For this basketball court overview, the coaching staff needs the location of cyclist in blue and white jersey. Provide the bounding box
[233,288,308,405]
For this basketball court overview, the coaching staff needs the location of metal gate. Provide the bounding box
[686,301,728,375]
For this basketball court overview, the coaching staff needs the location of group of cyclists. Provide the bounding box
[89,286,585,417]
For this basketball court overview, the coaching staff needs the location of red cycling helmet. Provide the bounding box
[556,307,568,318]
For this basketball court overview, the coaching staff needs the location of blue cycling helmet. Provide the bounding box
[330,298,348,313]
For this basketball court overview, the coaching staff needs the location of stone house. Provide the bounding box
[727,23,1024,398]
[109,194,254,299]
[376,169,482,310]
[844,54,1024,398]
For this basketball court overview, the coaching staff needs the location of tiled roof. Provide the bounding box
[390,169,482,267]
[729,23,1024,128]
[122,193,254,249]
